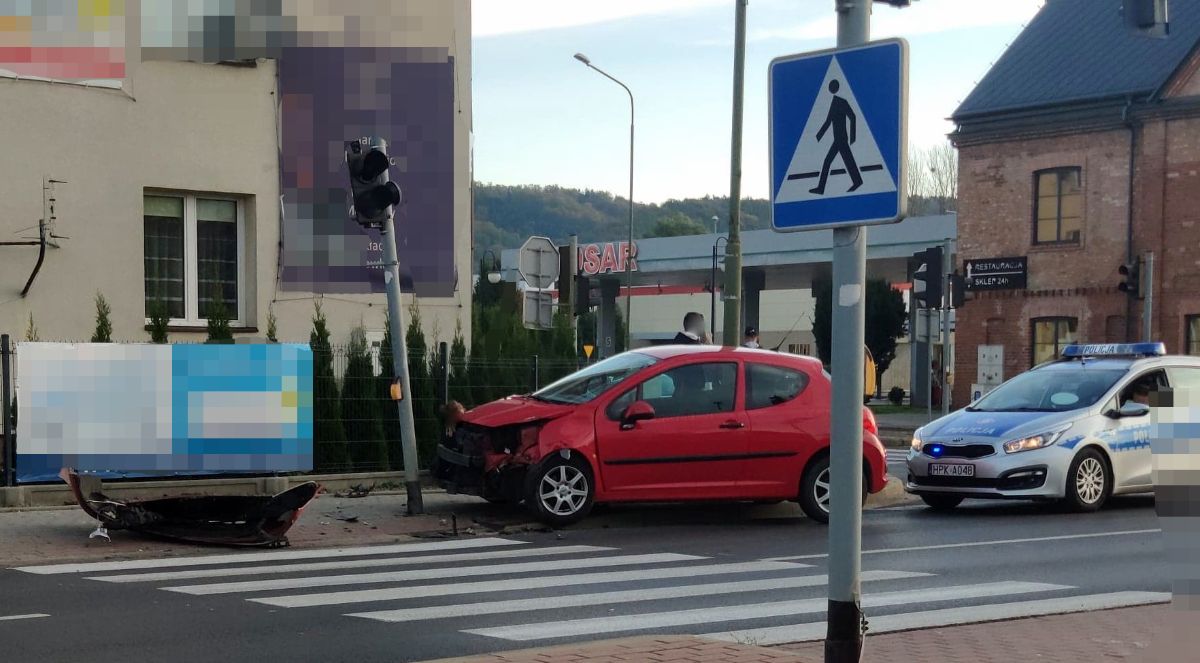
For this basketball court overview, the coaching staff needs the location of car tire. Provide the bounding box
[526,453,595,528]
[920,494,964,511]
[798,455,868,524]
[1063,448,1111,512]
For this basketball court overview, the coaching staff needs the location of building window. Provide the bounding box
[1187,316,1200,356]
[144,193,244,325]
[787,343,812,356]
[1032,317,1078,365]
[1033,167,1082,245]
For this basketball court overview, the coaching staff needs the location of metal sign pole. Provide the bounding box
[942,238,952,415]
[826,2,869,661]
[1143,252,1154,343]
[2,334,13,487]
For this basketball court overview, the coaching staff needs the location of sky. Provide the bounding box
[471,0,1045,204]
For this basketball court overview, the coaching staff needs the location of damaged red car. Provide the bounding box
[433,346,887,527]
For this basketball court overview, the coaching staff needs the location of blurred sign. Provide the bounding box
[964,257,1027,291]
[523,290,555,330]
[578,242,638,276]
[519,236,559,289]
[16,343,313,484]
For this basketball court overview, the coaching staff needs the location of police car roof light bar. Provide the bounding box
[1060,343,1166,359]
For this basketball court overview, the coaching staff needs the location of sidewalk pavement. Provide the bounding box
[422,603,1196,663]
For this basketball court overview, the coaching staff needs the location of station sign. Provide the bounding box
[578,242,638,276]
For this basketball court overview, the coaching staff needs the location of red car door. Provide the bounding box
[595,360,748,501]
[741,361,825,498]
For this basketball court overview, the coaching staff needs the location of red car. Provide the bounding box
[433,346,887,526]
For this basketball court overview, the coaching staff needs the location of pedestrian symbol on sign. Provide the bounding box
[775,56,894,205]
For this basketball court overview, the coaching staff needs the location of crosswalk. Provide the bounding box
[11,537,1168,646]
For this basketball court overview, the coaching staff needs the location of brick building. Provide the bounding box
[950,0,1200,406]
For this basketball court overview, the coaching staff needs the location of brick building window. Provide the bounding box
[1033,167,1082,245]
[1032,317,1078,365]
[1187,316,1200,356]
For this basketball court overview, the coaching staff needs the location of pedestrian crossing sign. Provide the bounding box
[769,38,908,232]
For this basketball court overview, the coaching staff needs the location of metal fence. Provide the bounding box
[0,336,581,484]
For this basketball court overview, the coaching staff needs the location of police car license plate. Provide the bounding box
[929,463,975,478]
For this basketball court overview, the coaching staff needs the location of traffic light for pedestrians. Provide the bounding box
[911,247,943,309]
[948,272,966,309]
[1118,260,1142,298]
[345,139,402,228]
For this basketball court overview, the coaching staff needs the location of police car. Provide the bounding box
[905,342,1200,512]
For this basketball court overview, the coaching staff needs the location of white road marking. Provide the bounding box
[250,561,810,608]
[88,545,611,583]
[464,581,1069,641]
[12,538,524,574]
[763,528,1162,561]
[707,591,1171,645]
[346,570,930,623]
[161,553,706,595]
[0,614,50,622]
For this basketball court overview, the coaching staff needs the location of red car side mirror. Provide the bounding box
[620,401,656,430]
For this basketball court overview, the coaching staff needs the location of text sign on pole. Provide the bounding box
[769,39,908,232]
[522,290,555,330]
[964,257,1028,291]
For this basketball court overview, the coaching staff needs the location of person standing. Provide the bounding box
[673,312,710,344]
[742,326,760,349]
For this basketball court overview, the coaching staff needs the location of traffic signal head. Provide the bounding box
[345,139,402,228]
[911,246,943,309]
[1118,260,1141,297]
[573,275,591,317]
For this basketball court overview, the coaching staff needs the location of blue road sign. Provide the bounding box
[769,38,908,232]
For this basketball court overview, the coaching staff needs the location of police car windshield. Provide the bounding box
[970,368,1127,413]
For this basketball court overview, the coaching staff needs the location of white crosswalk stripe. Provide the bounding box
[13,535,1168,646]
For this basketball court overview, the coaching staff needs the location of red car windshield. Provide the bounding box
[532,352,659,404]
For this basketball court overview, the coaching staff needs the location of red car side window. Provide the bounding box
[746,363,809,410]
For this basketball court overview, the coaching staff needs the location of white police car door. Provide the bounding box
[1104,369,1164,490]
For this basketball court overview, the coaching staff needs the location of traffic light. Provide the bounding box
[573,275,591,317]
[345,138,402,228]
[911,246,943,309]
[558,246,572,307]
[948,272,966,309]
[1118,260,1142,298]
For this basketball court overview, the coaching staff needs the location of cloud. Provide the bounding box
[473,0,729,37]
[751,0,1044,42]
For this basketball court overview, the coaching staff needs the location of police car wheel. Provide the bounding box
[1064,449,1111,512]
[920,494,964,511]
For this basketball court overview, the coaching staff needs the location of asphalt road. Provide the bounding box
[0,495,1165,663]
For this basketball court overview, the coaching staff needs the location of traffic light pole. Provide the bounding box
[382,209,423,516]
[570,234,580,366]
[1143,252,1154,343]
[826,2,869,661]
[942,238,952,416]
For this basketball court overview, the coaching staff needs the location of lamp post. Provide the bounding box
[574,52,634,350]
[711,236,728,340]
[712,214,720,234]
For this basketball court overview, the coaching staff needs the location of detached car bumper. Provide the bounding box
[903,446,1072,499]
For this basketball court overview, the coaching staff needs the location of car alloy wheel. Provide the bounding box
[798,454,868,524]
[1064,448,1110,513]
[814,467,831,514]
[539,464,589,517]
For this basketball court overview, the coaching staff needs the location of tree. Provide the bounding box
[405,301,439,464]
[24,313,39,342]
[927,142,958,213]
[147,299,170,343]
[864,279,908,395]
[91,292,112,342]
[309,301,348,472]
[266,309,278,343]
[448,319,470,406]
[812,277,833,366]
[205,289,234,344]
[341,326,389,471]
[649,212,708,238]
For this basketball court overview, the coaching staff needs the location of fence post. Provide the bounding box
[438,341,450,406]
[2,334,13,487]
[533,354,540,391]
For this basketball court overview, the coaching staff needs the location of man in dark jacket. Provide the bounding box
[673,312,709,344]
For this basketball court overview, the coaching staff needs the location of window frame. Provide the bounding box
[1032,167,1083,246]
[1030,316,1078,367]
[1186,315,1200,356]
[605,361,740,421]
[144,191,246,327]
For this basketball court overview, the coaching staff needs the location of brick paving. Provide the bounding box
[418,603,1197,663]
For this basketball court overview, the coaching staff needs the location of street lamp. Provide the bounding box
[712,215,719,234]
[574,52,634,350]
[711,236,728,339]
[479,249,501,284]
